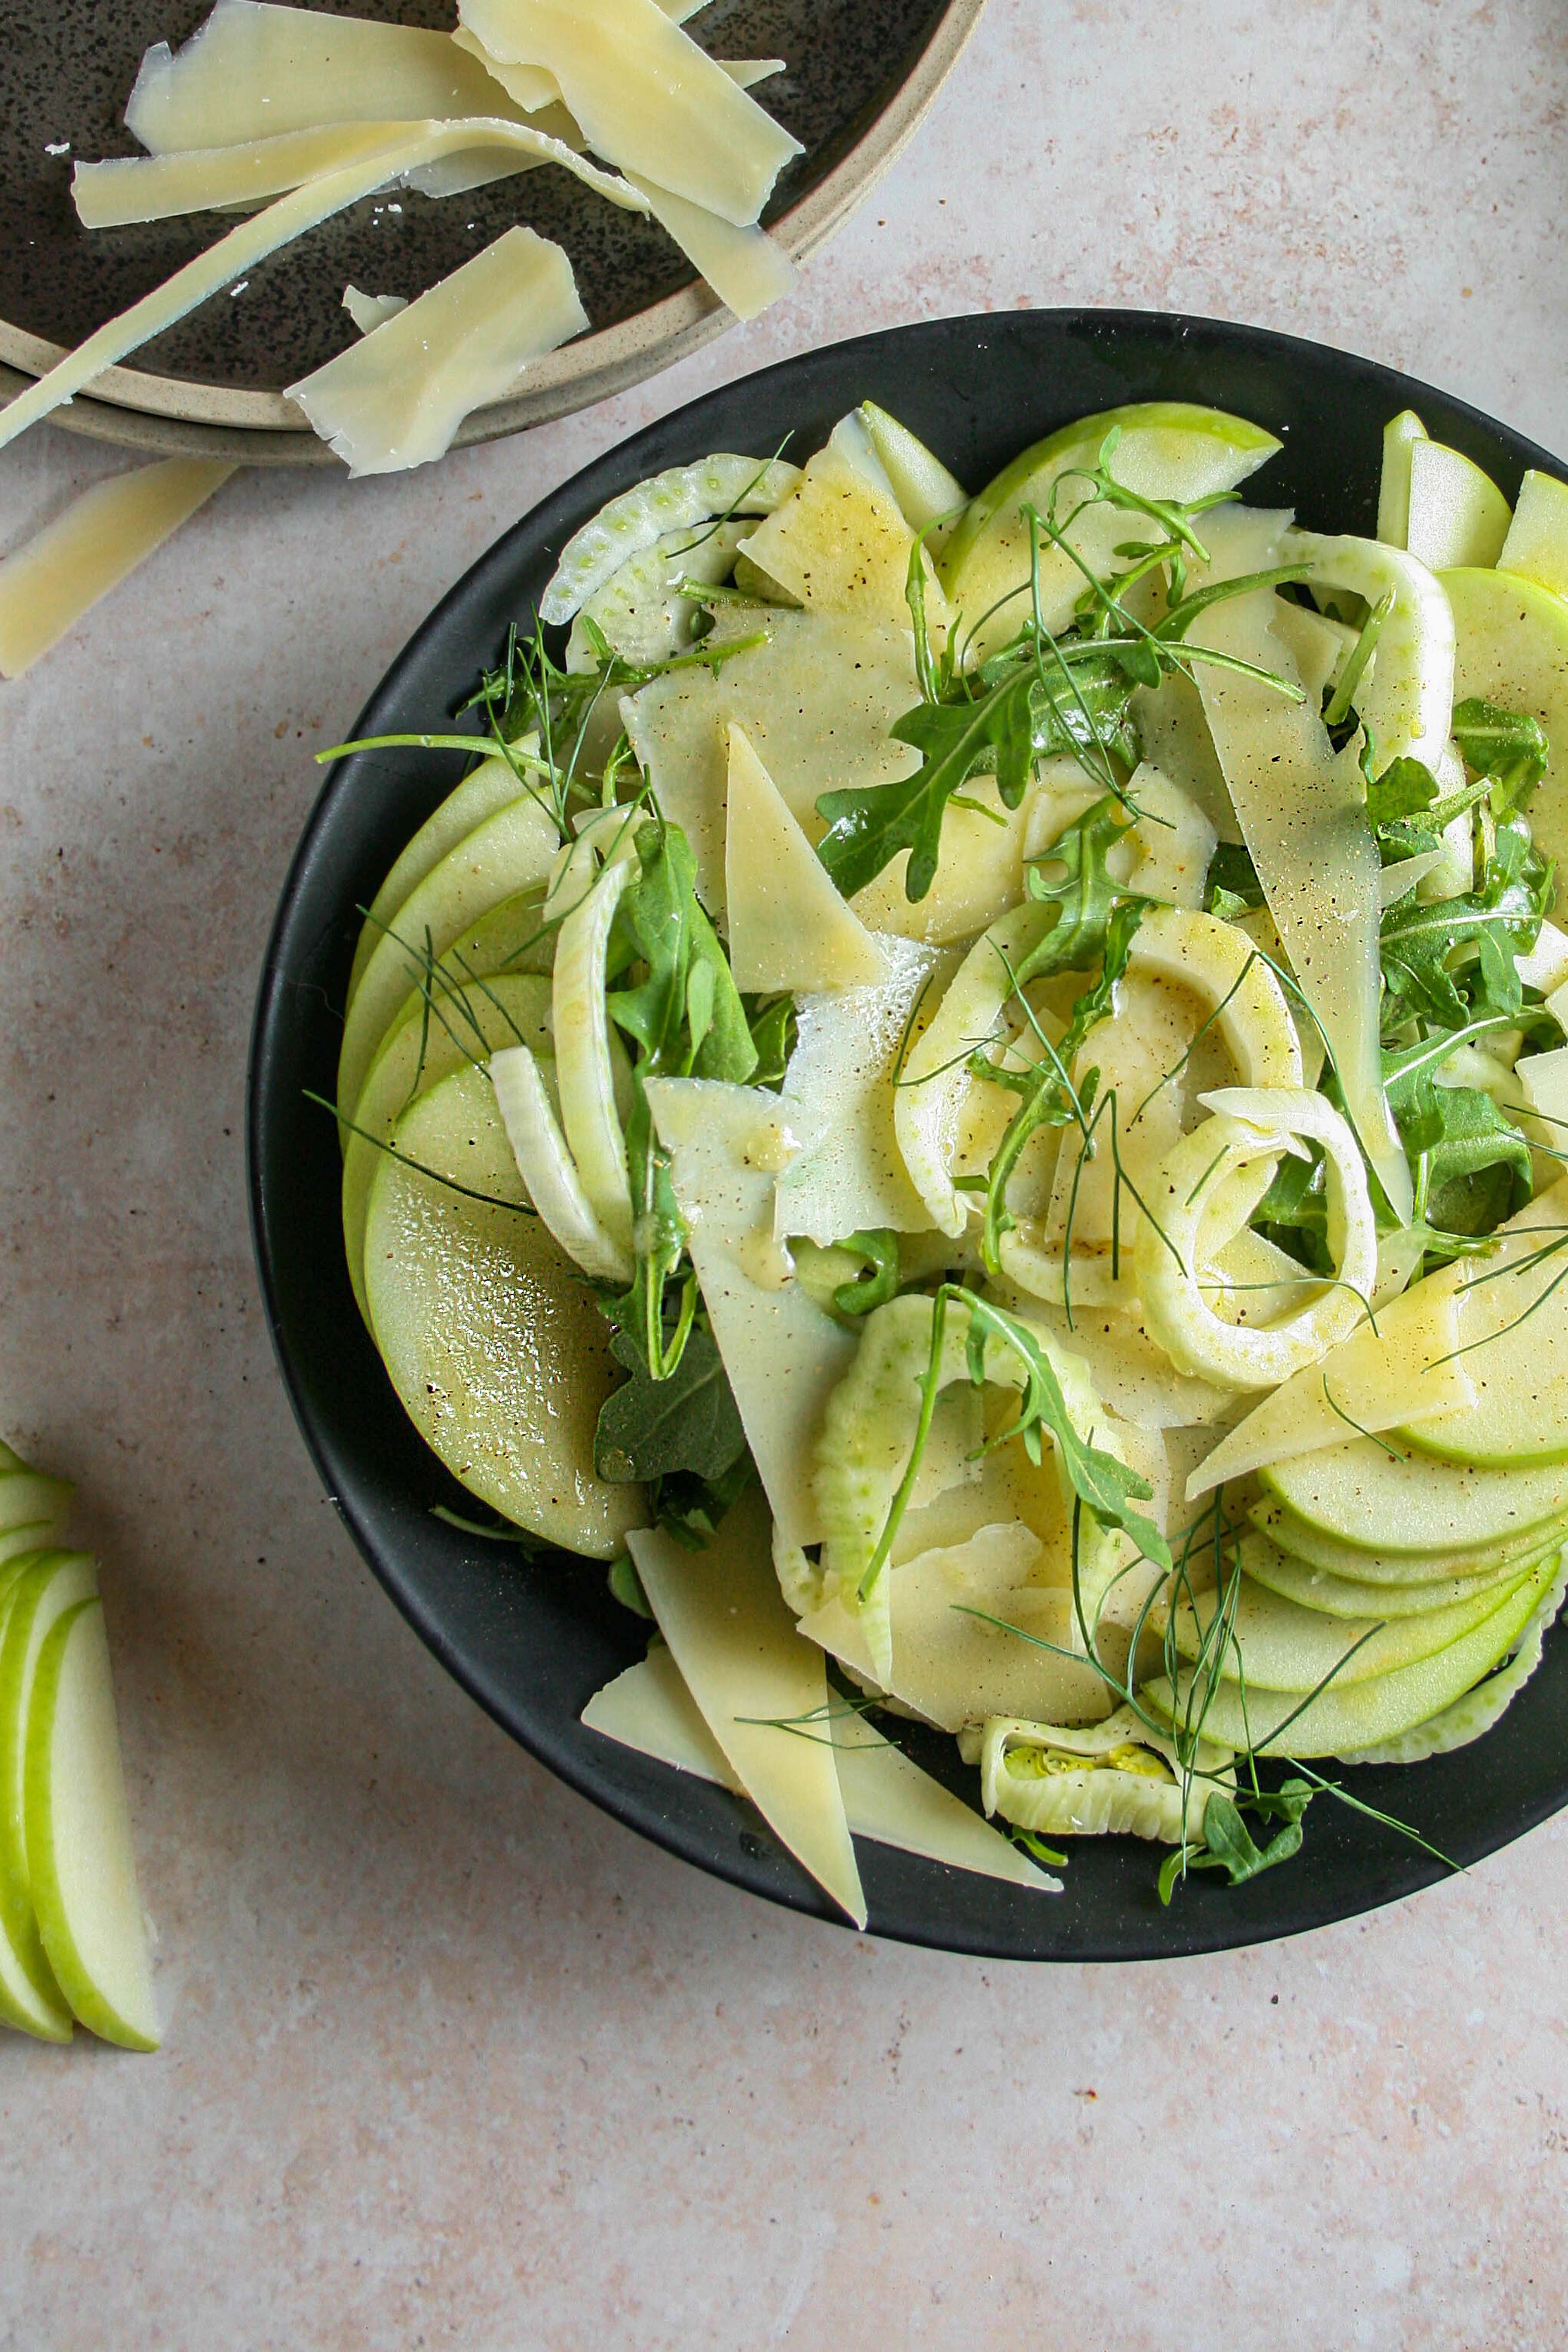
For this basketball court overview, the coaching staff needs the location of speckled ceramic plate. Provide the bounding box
[0,0,984,459]
[250,310,1568,1959]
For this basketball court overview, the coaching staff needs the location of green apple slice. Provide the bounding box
[346,755,530,1008]
[364,1063,646,1557]
[25,1598,158,2050]
[1405,439,1511,571]
[1238,1531,1536,1620]
[342,972,554,1323]
[0,1550,96,2039]
[1144,1551,1554,1756]
[1440,564,1568,869]
[1164,1562,1529,1691]
[1400,1185,1568,1466]
[1376,408,1427,546]
[1499,468,1568,601]
[336,789,560,1126]
[940,401,1280,658]
[1250,1496,1562,1583]
[0,1462,72,1537]
[1262,1434,1568,1555]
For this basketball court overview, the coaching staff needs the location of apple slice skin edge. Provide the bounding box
[24,1599,159,2053]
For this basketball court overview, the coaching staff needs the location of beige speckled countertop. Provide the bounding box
[4,3,1568,2344]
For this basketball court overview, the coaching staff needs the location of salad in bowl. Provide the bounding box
[321,385,1568,1925]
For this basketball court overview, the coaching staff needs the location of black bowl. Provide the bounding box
[249,307,1568,1960]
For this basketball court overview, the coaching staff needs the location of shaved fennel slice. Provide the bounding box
[553,856,636,1253]
[490,1044,630,1283]
[541,456,800,625]
[774,936,946,1243]
[1280,529,1455,770]
[893,903,1054,1239]
[975,1709,1231,1844]
[458,0,802,227]
[288,227,585,476]
[1191,510,1411,1221]
[1185,1266,1473,1499]
[812,1293,1120,1685]
[0,123,642,458]
[1136,1091,1378,1388]
[564,519,747,671]
[1335,1549,1568,1764]
[627,173,796,321]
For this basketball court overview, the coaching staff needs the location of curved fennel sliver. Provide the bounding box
[1280,530,1456,770]
[539,456,801,625]
[553,856,636,1255]
[813,1292,1120,1684]
[977,1707,1233,1844]
[1135,1089,1378,1387]
[1335,1549,1568,1764]
[893,902,1053,1238]
[490,1044,631,1285]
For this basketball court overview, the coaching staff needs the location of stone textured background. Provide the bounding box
[3,2,1567,2344]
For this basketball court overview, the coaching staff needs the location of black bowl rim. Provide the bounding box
[249,305,1568,1962]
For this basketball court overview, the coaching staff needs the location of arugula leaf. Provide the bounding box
[1365,755,1439,828]
[815,669,1037,902]
[1204,840,1265,913]
[1383,1029,1533,1230]
[1254,1144,1332,1274]
[829,1230,901,1316]
[595,1325,747,1484]
[745,993,796,1090]
[1380,818,1550,1030]
[1453,696,1550,816]
[607,1553,653,1617]
[1158,1781,1314,1902]
[956,1289,1170,1571]
[652,1450,756,1550]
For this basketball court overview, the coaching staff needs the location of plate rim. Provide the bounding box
[0,0,986,457]
[248,304,1568,1959]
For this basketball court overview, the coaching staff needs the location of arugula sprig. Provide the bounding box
[814,442,1308,905]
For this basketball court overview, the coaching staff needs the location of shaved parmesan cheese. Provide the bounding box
[621,610,921,913]
[740,442,950,634]
[0,457,234,679]
[724,724,887,992]
[645,1078,855,1545]
[627,172,796,322]
[628,1489,866,1924]
[343,285,408,335]
[0,122,640,456]
[452,23,771,115]
[288,226,586,477]
[1186,1268,1474,1499]
[775,936,947,1243]
[1191,508,1412,1222]
[126,1,532,147]
[582,1643,1057,1888]
[459,0,801,226]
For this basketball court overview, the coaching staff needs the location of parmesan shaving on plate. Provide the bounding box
[458,0,802,225]
[0,122,643,457]
[451,0,709,113]
[287,226,587,476]
[0,459,235,680]
[628,1488,867,1926]
[341,287,408,335]
[582,1634,1058,1887]
[125,0,536,148]
[723,724,887,993]
[626,172,798,323]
